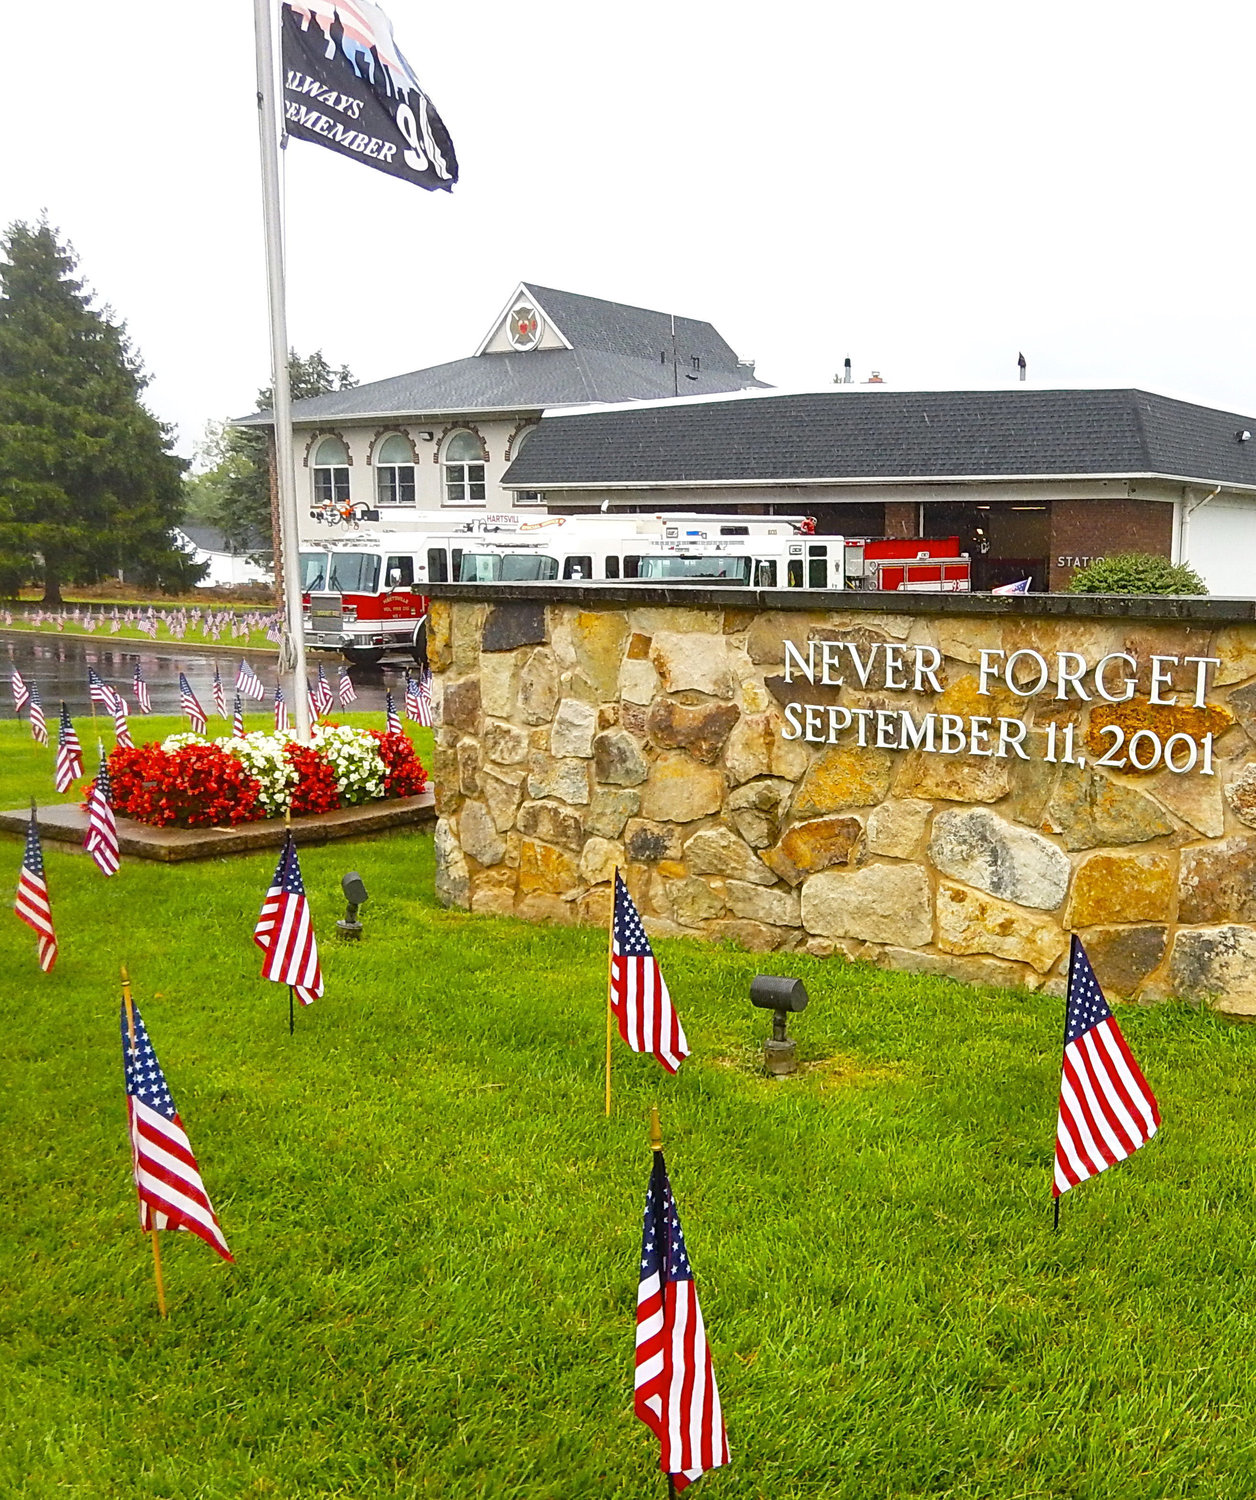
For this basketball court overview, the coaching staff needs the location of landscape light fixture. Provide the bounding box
[749,974,810,1077]
[337,871,369,941]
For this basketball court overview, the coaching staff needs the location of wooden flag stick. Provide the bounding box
[288,985,295,1036]
[121,963,136,1048]
[150,1228,168,1319]
[605,870,616,1117]
[650,1104,662,1154]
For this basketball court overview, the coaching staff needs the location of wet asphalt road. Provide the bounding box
[0,633,411,720]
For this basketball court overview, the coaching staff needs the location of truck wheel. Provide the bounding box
[342,645,385,668]
[411,619,428,669]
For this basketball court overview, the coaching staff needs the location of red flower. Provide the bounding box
[285,742,340,816]
[106,743,265,828]
[369,730,429,798]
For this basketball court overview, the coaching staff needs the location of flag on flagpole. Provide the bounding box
[280,0,458,192]
[212,665,227,719]
[992,578,1032,595]
[313,665,334,716]
[88,667,113,708]
[232,694,246,738]
[274,681,289,733]
[611,871,690,1074]
[1054,935,1160,1199]
[403,673,420,721]
[415,667,433,728]
[84,755,121,877]
[179,673,206,734]
[12,667,30,713]
[635,1149,729,1492]
[54,703,83,792]
[113,694,133,749]
[15,809,58,972]
[133,665,152,714]
[253,833,323,1006]
[236,660,265,702]
[337,665,357,707]
[28,683,48,746]
[121,998,232,1262]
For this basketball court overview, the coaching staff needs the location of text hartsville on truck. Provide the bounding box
[299,514,970,666]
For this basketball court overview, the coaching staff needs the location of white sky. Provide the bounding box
[4,1,1254,460]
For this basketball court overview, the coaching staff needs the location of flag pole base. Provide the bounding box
[1053,1197,1060,1232]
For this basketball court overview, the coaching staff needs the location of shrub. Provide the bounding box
[1067,552,1208,596]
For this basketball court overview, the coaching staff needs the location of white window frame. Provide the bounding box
[443,431,487,507]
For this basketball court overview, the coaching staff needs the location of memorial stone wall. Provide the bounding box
[427,584,1256,1014]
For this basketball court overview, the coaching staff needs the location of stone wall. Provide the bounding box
[428,588,1256,1015]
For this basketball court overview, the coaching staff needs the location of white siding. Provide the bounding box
[1186,499,1256,597]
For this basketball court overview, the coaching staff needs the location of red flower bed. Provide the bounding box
[285,742,341,816]
[371,730,429,798]
[109,743,265,828]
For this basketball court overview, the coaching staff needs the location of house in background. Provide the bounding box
[173,523,272,587]
[234,282,764,540]
[502,386,1256,594]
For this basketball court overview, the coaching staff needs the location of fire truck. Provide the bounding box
[300,515,970,665]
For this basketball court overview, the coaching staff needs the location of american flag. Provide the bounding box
[113,694,133,749]
[28,683,48,746]
[992,578,1032,595]
[84,756,120,877]
[385,690,402,735]
[611,872,690,1074]
[403,673,420,721]
[313,665,335,717]
[253,834,323,1006]
[635,1149,729,1491]
[415,668,433,728]
[133,665,152,714]
[232,694,246,738]
[179,673,206,734]
[212,665,227,719]
[1054,935,1160,1199]
[236,660,265,702]
[54,703,83,792]
[273,682,289,733]
[14,808,58,972]
[12,667,30,712]
[121,998,232,1262]
[337,666,357,707]
[88,666,113,708]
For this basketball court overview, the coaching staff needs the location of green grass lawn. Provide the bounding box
[2,613,277,649]
[4,719,1256,1498]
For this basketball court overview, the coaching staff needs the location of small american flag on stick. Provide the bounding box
[403,673,420,721]
[12,667,30,713]
[212,665,227,719]
[55,703,83,792]
[15,807,58,972]
[133,666,152,714]
[1054,935,1160,1210]
[122,992,232,1263]
[84,755,120,876]
[314,665,334,717]
[337,666,357,707]
[232,694,246,739]
[178,673,206,734]
[88,666,113,708]
[415,668,433,728]
[611,872,690,1075]
[113,694,133,749]
[635,1134,729,1492]
[236,660,265,702]
[28,683,48,746]
[273,682,289,733]
[254,833,323,1010]
[385,690,402,735]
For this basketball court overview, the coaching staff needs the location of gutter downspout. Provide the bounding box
[1179,485,1222,569]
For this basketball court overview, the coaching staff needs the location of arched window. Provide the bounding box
[375,433,416,507]
[510,425,542,505]
[443,430,486,506]
[312,436,350,507]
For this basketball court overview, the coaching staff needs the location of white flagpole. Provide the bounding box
[253,0,312,743]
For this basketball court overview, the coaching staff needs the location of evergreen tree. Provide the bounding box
[202,351,356,559]
[0,219,197,602]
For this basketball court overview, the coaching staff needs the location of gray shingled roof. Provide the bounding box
[235,283,763,427]
[177,523,269,555]
[501,388,1256,490]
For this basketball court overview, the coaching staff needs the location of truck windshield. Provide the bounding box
[459,553,559,582]
[636,555,752,584]
[300,552,329,591]
[326,552,381,593]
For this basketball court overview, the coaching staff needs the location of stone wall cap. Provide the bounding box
[424,581,1256,624]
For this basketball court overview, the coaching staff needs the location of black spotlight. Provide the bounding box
[337,871,369,940]
[749,975,810,1076]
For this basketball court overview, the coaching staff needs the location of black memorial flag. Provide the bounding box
[281,2,457,191]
